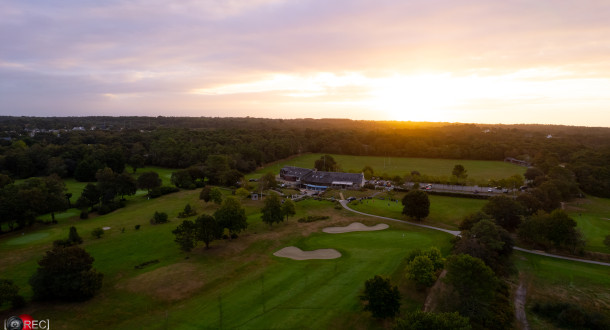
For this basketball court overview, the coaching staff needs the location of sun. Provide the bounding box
[365,74,464,121]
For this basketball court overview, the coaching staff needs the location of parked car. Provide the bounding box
[487,188,493,192]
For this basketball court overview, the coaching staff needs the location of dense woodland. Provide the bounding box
[1,116,608,189]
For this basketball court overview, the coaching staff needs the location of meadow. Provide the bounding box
[515,251,610,328]
[249,153,525,183]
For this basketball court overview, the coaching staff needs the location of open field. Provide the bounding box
[564,196,610,253]
[249,153,525,182]
[0,189,454,328]
[515,251,610,329]
[349,193,487,230]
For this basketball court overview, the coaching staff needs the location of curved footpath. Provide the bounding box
[339,200,610,267]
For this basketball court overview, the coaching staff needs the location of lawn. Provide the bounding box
[349,194,486,230]
[248,153,525,183]
[0,190,454,329]
[564,196,610,253]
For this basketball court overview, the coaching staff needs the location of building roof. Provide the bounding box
[302,170,363,185]
[280,166,314,179]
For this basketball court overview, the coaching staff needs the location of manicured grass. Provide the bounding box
[350,194,486,230]
[565,196,610,253]
[0,189,454,328]
[249,153,525,183]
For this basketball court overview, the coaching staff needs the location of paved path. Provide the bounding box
[339,200,610,267]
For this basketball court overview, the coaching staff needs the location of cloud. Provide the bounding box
[1,1,610,126]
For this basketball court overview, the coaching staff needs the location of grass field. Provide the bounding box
[515,251,610,328]
[565,196,610,253]
[0,189,455,328]
[349,193,486,230]
[249,153,525,183]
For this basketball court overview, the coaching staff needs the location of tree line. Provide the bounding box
[1,117,608,196]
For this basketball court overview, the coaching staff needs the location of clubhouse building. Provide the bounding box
[280,166,365,190]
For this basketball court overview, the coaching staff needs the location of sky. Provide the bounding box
[2,0,610,127]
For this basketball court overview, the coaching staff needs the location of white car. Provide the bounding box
[487,188,493,192]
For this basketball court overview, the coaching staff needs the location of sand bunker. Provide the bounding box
[273,247,341,260]
[323,222,389,234]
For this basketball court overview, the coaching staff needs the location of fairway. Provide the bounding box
[0,190,454,329]
[250,153,525,183]
[350,194,486,230]
[565,196,610,253]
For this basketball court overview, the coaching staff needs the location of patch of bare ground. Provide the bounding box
[515,273,530,330]
[117,263,205,301]
[423,269,448,312]
[273,246,341,260]
[322,222,389,233]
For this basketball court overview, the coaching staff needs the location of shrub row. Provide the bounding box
[298,215,330,223]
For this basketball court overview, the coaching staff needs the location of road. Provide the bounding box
[339,200,610,267]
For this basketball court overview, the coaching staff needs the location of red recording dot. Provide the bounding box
[19,314,33,330]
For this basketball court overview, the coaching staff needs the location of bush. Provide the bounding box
[135,224,141,230]
[149,186,179,198]
[297,215,330,223]
[134,259,159,269]
[91,228,104,239]
[532,301,609,329]
[98,200,125,215]
[151,211,169,224]
[80,210,89,219]
[178,204,197,218]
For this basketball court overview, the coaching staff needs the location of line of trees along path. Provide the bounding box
[339,200,610,267]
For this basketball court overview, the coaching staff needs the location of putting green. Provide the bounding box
[5,232,50,245]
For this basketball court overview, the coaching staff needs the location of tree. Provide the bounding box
[454,220,514,276]
[91,227,104,239]
[29,246,103,301]
[151,211,169,224]
[281,199,296,221]
[0,279,25,309]
[258,172,277,191]
[209,187,223,204]
[443,254,498,324]
[196,214,222,249]
[407,255,436,289]
[458,211,492,231]
[115,171,137,200]
[518,210,584,252]
[604,235,610,249]
[96,167,118,203]
[261,192,283,226]
[452,164,468,179]
[171,169,195,189]
[79,183,101,208]
[172,220,197,252]
[314,154,339,172]
[137,171,161,195]
[178,203,197,218]
[482,195,524,231]
[235,187,250,199]
[205,155,230,185]
[395,311,471,330]
[201,186,223,204]
[214,197,247,238]
[359,275,401,319]
[68,226,83,245]
[363,165,374,180]
[42,174,69,223]
[199,186,212,202]
[402,190,430,221]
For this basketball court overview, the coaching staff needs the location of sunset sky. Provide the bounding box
[2,0,610,126]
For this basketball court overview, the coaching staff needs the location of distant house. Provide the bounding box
[279,166,365,190]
